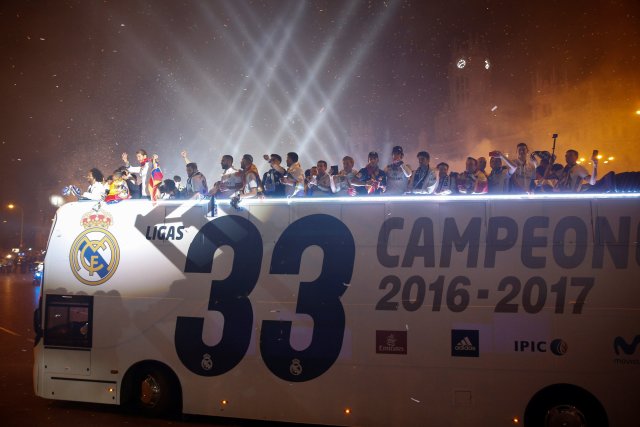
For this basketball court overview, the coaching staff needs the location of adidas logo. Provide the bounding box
[455,337,477,352]
[451,329,480,357]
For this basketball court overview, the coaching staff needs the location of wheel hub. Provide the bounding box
[140,374,161,407]
[545,404,586,427]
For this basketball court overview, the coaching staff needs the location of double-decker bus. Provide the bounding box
[34,194,640,426]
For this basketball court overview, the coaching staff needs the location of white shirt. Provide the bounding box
[385,162,411,195]
[334,170,356,196]
[285,162,305,197]
[83,182,106,200]
[126,162,150,197]
[558,163,589,192]
[242,171,259,196]
[217,167,242,198]
[512,158,536,192]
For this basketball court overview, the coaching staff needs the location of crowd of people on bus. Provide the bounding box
[78,140,623,203]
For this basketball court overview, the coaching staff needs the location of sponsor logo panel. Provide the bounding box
[451,329,479,357]
[376,330,407,355]
[513,339,568,356]
[613,335,640,365]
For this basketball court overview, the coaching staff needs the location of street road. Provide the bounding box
[0,274,285,427]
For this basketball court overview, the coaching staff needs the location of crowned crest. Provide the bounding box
[81,209,113,229]
[71,208,119,286]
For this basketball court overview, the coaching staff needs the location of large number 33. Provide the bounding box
[175,214,355,382]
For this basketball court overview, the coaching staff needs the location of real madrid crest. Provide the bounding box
[69,208,120,286]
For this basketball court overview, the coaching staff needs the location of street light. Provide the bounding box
[50,194,64,207]
[7,203,24,249]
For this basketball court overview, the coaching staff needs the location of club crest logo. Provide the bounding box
[69,209,120,286]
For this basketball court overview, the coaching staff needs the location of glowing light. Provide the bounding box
[456,58,466,69]
[636,110,640,115]
[221,400,228,405]
[579,158,585,162]
[5,255,11,259]
[604,160,609,164]
[344,408,351,415]
[50,195,64,207]
[512,416,520,424]
[484,59,490,69]
[7,204,15,209]
[596,155,603,159]
[608,156,614,161]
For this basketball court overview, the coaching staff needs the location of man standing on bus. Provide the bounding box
[179,150,208,198]
[384,146,412,195]
[236,154,261,199]
[122,149,152,199]
[496,142,536,193]
[272,152,305,197]
[487,153,515,193]
[408,151,437,194]
[261,154,286,198]
[82,168,107,200]
[332,156,357,196]
[557,149,597,192]
[434,162,453,195]
[457,157,488,194]
[308,160,334,197]
[353,151,387,195]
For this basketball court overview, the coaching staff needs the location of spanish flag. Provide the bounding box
[148,166,164,201]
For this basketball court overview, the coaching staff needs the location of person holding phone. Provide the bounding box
[307,160,333,197]
[261,154,286,197]
[557,149,597,192]
[332,156,357,196]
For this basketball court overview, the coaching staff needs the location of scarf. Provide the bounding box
[412,166,429,190]
[436,175,449,193]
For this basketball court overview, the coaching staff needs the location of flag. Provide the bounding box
[148,166,164,201]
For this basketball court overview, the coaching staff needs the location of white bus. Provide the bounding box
[34,194,640,426]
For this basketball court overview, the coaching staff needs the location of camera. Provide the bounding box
[532,151,551,160]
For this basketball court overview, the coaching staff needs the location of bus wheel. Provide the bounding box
[524,384,608,427]
[125,364,180,417]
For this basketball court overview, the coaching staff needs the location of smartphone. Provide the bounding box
[592,149,598,157]
[330,165,339,175]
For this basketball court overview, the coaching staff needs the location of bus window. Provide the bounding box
[44,295,93,349]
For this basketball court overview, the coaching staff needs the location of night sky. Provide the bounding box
[1,0,639,248]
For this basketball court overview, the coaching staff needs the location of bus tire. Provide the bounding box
[524,383,608,427]
[122,362,181,418]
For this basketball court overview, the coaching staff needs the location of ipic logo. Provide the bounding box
[514,339,568,356]
[451,329,479,357]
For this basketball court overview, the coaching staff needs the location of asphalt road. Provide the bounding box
[0,273,270,427]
